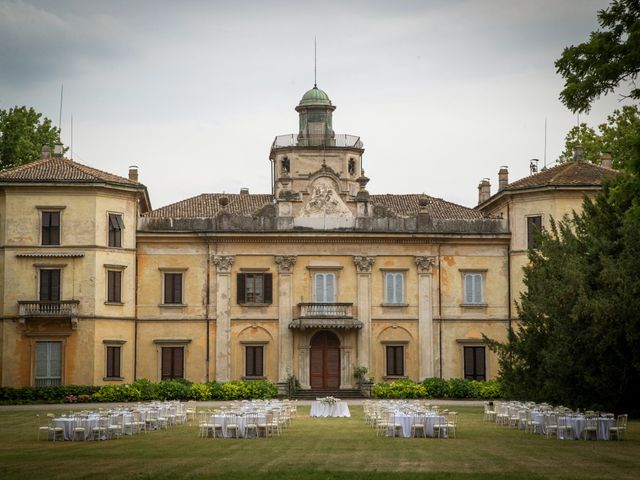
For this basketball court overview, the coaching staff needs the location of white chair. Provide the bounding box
[72,416,88,441]
[225,413,240,438]
[410,415,426,438]
[609,414,627,441]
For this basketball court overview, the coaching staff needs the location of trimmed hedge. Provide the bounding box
[0,379,278,404]
[372,378,503,400]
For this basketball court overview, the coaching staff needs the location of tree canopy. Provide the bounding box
[559,105,640,168]
[555,0,640,113]
[0,106,61,171]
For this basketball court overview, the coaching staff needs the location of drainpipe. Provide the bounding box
[206,242,211,382]
[438,244,443,379]
[507,204,512,332]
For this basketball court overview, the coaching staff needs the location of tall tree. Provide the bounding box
[555,0,640,113]
[488,0,640,414]
[0,106,61,170]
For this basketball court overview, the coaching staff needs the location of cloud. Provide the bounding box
[0,0,129,86]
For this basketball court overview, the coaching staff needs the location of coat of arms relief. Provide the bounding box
[298,178,353,218]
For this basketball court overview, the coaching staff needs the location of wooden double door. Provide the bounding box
[310,331,340,389]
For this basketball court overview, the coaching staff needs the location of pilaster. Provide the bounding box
[354,256,375,372]
[275,255,297,383]
[415,256,436,380]
[213,255,234,382]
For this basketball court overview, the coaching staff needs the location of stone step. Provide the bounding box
[292,389,365,399]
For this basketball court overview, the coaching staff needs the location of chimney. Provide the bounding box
[41,145,50,160]
[600,152,613,169]
[573,145,584,162]
[240,187,249,195]
[52,142,64,158]
[128,165,139,182]
[478,178,491,204]
[498,166,509,191]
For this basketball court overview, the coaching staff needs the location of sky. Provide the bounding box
[0,0,633,210]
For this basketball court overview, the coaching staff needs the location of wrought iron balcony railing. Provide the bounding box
[297,302,353,318]
[271,134,363,150]
[18,300,80,317]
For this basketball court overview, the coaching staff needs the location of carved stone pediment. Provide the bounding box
[298,177,353,219]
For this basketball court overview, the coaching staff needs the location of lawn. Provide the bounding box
[0,405,638,479]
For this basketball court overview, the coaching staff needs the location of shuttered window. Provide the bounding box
[385,272,404,304]
[35,341,62,386]
[107,270,122,303]
[106,346,121,378]
[39,269,61,302]
[161,347,184,379]
[108,213,124,247]
[386,345,404,376]
[164,273,183,304]
[463,273,483,304]
[245,346,264,377]
[464,346,486,381]
[314,272,336,303]
[41,211,60,245]
[237,273,272,304]
[527,215,542,250]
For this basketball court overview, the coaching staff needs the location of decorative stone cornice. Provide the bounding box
[275,255,297,273]
[353,256,375,273]
[415,256,436,273]
[213,255,234,273]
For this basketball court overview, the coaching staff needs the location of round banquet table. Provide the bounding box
[388,413,446,438]
[309,401,351,418]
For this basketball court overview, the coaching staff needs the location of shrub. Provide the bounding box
[372,379,426,399]
[473,379,503,399]
[422,377,449,398]
[92,384,142,402]
[447,378,475,398]
[189,383,211,401]
[156,380,191,400]
[131,379,159,400]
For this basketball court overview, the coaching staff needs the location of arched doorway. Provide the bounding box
[310,331,340,389]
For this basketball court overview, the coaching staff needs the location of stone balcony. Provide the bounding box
[18,300,80,328]
[289,302,363,330]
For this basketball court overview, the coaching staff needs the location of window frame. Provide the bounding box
[34,340,63,387]
[526,215,543,250]
[106,268,123,304]
[237,272,273,305]
[38,267,62,302]
[461,270,486,306]
[384,271,405,305]
[160,346,185,380]
[463,345,486,381]
[107,212,125,248]
[40,210,61,246]
[384,344,405,377]
[314,271,337,303]
[244,344,265,378]
[161,271,185,306]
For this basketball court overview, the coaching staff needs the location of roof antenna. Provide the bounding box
[70,114,73,161]
[314,36,317,88]
[58,84,64,134]
[543,117,547,168]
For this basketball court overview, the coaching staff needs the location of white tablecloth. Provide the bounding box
[310,401,351,418]
[211,414,267,437]
[557,416,615,440]
[389,413,446,438]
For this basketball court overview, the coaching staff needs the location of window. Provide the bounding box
[237,273,272,304]
[41,211,60,245]
[463,273,483,305]
[35,341,62,386]
[385,272,404,304]
[161,347,184,379]
[106,346,121,378]
[40,269,61,302]
[245,345,264,377]
[464,346,486,381]
[107,270,122,303]
[163,273,183,304]
[527,215,542,250]
[386,345,405,376]
[108,213,125,247]
[314,272,336,303]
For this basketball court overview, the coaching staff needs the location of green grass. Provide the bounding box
[0,405,638,479]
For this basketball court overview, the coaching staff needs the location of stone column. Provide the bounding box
[354,256,375,372]
[275,255,297,383]
[213,255,234,382]
[415,256,436,380]
[298,345,310,389]
[340,345,353,388]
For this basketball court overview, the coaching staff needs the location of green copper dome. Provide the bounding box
[298,86,332,107]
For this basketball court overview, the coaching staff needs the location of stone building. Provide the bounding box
[0,87,616,390]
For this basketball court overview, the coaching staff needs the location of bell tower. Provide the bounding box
[295,86,336,146]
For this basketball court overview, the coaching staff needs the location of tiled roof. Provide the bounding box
[369,194,483,219]
[145,193,275,217]
[504,161,616,191]
[0,157,141,187]
[146,192,483,220]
